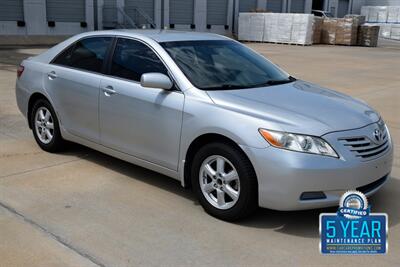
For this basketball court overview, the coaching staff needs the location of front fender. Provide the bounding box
[178,89,271,185]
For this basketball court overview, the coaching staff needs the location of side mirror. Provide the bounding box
[140,73,174,90]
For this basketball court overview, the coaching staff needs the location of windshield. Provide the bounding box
[160,40,292,90]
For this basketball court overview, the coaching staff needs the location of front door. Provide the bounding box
[99,38,184,170]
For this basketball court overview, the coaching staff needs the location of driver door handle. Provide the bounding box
[102,85,117,96]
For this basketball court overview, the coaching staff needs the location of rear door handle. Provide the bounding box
[47,71,57,80]
[102,85,117,96]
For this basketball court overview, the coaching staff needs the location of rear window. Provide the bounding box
[52,37,112,73]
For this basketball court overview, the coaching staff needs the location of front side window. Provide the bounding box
[53,37,112,73]
[110,38,168,82]
[161,40,292,90]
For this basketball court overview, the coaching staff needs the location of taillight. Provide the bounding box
[17,65,24,78]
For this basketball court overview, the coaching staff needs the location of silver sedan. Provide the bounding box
[16,30,393,221]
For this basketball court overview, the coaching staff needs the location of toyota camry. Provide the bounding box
[16,30,393,221]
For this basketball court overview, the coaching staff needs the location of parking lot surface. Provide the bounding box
[0,40,399,266]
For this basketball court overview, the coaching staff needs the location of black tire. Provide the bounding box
[30,99,66,152]
[191,142,258,221]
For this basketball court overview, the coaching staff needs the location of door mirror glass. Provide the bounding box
[140,73,174,90]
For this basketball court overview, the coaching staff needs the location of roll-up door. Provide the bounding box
[266,0,283,13]
[207,0,228,25]
[0,0,24,21]
[46,0,85,22]
[125,0,154,26]
[103,0,117,28]
[170,0,194,25]
[290,0,306,13]
[337,0,349,17]
[239,0,257,12]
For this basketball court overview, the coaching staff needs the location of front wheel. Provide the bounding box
[191,142,258,221]
[30,99,66,152]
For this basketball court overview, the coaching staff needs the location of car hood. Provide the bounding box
[206,81,380,136]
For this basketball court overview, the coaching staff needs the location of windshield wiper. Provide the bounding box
[243,76,297,88]
[202,84,246,90]
[262,76,297,86]
[202,77,296,90]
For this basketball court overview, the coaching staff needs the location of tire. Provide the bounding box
[30,98,66,152]
[191,142,258,221]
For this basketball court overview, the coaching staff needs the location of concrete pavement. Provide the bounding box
[0,41,399,266]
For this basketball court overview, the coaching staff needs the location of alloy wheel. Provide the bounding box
[199,155,240,210]
[34,107,54,144]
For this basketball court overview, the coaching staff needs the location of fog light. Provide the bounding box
[300,191,326,200]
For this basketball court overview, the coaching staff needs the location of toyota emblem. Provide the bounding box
[373,129,383,143]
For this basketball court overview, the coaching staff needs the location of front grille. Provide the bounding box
[338,125,389,161]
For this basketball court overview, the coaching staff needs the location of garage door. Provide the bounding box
[170,0,194,25]
[207,0,228,25]
[290,0,305,13]
[266,0,283,13]
[103,0,117,28]
[337,0,349,17]
[0,0,24,21]
[239,0,257,12]
[125,0,154,26]
[46,0,85,22]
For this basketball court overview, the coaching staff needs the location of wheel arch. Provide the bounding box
[27,93,50,129]
[183,133,257,189]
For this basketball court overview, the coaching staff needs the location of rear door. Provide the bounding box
[99,37,184,170]
[44,36,112,143]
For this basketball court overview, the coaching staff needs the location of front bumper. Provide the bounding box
[241,125,393,211]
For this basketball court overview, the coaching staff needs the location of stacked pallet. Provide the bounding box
[344,14,366,26]
[238,13,313,45]
[320,16,376,46]
[237,13,265,42]
[291,14,314,45]
[361,6,400,41]
[336,18,358,45]
[392,25,400,40]
[312,17,324,44]
[361,6,400,23]
[321,18,338,45]
[358,25,380,47]
[388,6,400,23]
[360,23,400,41]
[238,13,379,47]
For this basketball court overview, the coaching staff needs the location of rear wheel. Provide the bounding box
[191,142,258,221]
[31,99,66,152]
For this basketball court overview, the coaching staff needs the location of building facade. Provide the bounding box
[1,0,399,37]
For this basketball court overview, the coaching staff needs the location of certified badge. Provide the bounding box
[320,190,388,254]
[338,191,370,219]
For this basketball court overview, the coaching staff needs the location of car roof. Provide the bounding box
[31,29,232,65]
[81,29,230,43]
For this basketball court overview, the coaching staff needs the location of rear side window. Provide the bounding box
[53,37,112,73]
[110,38,168,82]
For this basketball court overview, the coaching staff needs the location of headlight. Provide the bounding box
[259,128,338,158]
